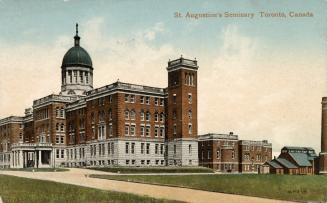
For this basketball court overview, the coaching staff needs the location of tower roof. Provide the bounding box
[61,23,93,69]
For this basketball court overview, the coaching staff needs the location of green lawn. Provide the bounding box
[0,175,182,203]
[89,166,213,174]
[91,174,327,202]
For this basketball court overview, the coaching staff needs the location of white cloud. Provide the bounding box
[198,24,325,153]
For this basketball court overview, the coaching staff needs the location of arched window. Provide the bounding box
[185,73,188,85]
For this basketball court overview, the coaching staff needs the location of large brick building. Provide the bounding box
[198,133,272,173]
[0,24,199,168]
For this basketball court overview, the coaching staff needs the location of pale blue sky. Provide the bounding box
[0,0,326,53]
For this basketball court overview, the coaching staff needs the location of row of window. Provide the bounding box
[35,108,49,120]
[125,142,165,155]
[67,147,86,160]
[125,94,164,106]
[89,143,115,157]
[244,154,267,162]
[86,159,165,166]
[66,70,90,84]
[201,150,235,160]
[125,124,165,137]
[244,145,268,152]
[124,110,165,123]
[184,72,195,86]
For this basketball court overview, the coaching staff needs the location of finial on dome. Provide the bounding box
[76,23,79,36]
[74,23,80,46]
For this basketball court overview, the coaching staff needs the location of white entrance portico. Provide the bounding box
[10,143,53,168]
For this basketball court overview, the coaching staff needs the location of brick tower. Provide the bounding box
[320,97,327,174]
[166,56,199,166]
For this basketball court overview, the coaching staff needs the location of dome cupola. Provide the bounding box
[60,23,94,96]
[61,23,93,69]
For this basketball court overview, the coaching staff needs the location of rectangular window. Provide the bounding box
[125,124,129,136]
[140,112,145,121]
[141,143,145,154]
[109,124,113,136]
[188,124,192,134]
[130,125,136,136]
[160,144,164,155]
[140,125,145,137]
[125,142,129,154]
[56,149,60,158]
[140,96,144,104]
[189,144,192,154]
[85,72,89,84]
[146,143,150,154]
[173,94,176,104]
[154,126,159,137]
[188,93,192,104]
[173,124,177,135]
[154,98,159,106]
[111,143,114,154]
[61,150,64,158]
[155,144,159,154]
[131,142,135,154]
[207,150,211,159]
[145,96,150,105]
[130,95,135,103]
[174,145,176,154]
[160,127,165,138]
[160,98,164,106]
[108,143,111,154]
[146,126,151,137]
[124,94,129,102]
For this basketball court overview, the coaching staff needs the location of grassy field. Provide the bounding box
[90,166,213,174]
[91,174,327,202]
[0,175,181,203]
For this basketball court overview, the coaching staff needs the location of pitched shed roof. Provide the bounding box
[275,158,298,169]
[288,153,312,167]
[266,160,283,169]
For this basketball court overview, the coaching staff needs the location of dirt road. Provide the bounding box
[0,168,292,203]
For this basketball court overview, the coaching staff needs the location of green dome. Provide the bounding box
[61,45,93,68]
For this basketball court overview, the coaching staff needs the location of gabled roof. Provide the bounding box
[288,153,312,167]
[275,158,298,169]
[266,160,283,169]
[282,146,314,151]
